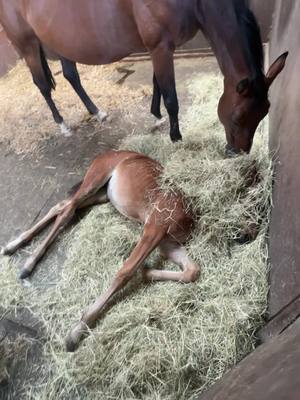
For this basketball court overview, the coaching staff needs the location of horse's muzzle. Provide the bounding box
[225,145,241,158]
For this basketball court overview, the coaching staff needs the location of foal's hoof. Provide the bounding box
[1,241,18,256]
[65,321,88,352]
[19,268,31,280]
[19,256,36,279]
[1,246,9,256]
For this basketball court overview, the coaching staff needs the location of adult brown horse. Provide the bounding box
[0,0,287,152]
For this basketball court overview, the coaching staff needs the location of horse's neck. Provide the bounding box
[198,0,252,84]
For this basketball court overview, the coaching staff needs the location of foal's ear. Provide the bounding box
[266,52,289,87]
[236,78,251,96]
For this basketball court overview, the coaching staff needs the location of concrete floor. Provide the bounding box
[0,57,219,398]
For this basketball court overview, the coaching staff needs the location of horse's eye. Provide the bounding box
[232,111,246,126]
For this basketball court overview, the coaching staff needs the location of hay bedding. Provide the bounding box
[0,72,271,399]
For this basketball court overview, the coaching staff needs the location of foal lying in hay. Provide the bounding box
[2,150,201,351]
[0,72,272,399]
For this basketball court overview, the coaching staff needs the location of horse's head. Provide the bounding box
[218,52,288,156]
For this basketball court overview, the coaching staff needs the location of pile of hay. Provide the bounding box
[0,61,151,154]
[0,71,272,399]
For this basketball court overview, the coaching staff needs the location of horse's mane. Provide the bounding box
[233,0,266,95]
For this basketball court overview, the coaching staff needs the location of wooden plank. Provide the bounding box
[268,0,300,317]
[199,318,300,400]
[259,294,300,342]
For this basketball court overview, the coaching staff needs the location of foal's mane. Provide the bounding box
[233,0,265,94]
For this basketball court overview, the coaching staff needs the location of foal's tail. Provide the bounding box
[39,44,56,90]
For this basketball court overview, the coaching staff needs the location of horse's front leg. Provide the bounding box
[150,44,181,142]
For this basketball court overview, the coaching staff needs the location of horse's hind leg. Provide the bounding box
[143,240,200,283]
[23,40,72,136]
[60,58,107,122]
[150,44,181,142]
[151,73,166,131]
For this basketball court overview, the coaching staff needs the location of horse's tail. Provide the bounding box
[39,44,56,90]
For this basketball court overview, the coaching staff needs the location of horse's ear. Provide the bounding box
[236,78,251,96]
[266,52,288,87]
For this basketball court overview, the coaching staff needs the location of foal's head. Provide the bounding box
[218,52,288,155]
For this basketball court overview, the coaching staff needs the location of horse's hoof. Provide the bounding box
[65,321,88,352]
[96,110,108,123]
[59,122,73,137]
[171,133,182,143]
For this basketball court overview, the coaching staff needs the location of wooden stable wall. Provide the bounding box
[199,1,300,399]
[268,0,300,318]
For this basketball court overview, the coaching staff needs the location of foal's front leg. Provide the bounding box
[65,223,167,352]
[144,240,200,283]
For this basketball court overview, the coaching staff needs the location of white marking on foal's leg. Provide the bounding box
[96,110,108,123]
[59,122,73,137]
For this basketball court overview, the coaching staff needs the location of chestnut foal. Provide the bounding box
[2,150,200,351]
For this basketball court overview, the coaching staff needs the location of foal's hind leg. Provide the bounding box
[18,189,109,279]
[60,58,107,122]
[1,199,70,256]
[150,44,181,142]
[65,223,168,352]
[1,189,108,257]
[143,240,200,283]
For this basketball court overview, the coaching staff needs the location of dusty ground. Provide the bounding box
[0,57,219,398]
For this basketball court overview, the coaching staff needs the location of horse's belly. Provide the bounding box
[26,0,145,65]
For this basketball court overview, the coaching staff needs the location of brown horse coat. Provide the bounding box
[0,0,288,149]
